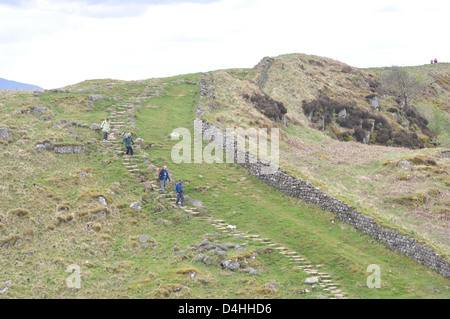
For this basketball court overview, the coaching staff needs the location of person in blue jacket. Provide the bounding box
[175,179,184,206]
[158,166,171,193]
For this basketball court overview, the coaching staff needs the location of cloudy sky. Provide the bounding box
[1,0,448,89]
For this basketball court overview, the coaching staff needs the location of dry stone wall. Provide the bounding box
[195,74,450,280]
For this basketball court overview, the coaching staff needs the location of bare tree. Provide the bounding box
[381,67,425,108]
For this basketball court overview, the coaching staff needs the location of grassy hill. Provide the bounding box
[0,58,449,299]
[201,54,450,260]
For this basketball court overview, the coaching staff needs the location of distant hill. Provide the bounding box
[0,77,43,90]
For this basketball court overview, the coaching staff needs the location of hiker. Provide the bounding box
[434,58,438,64]
[121,133,135,156]
[175,179,184,206]
[158,166,171,193]
[431,59,434,64]
[101,118,111,141]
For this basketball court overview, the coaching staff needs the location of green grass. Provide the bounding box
[1,72,449,299]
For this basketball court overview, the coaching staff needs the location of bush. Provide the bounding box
[246,93,287,122]
[353,128,367,142]
[392,130,424,149]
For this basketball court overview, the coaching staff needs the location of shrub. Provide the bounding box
[353,128,367,142]
[245,93,287,122]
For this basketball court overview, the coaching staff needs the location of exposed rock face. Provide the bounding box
[367,95,379,110]
[0,128,9,139]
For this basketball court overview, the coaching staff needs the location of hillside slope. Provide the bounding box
[198,54,450,260]
[0,71,449,299]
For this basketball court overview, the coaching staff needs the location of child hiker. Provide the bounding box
[121,133,135,156]
[101,118,111,141]
[175,179,184,206]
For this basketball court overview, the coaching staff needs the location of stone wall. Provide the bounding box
[195,74,450,280]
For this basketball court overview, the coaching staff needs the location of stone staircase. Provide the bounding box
[105,101,348,299]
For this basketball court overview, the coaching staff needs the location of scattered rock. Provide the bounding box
[89,94,103,101]
[32,105,46,113]
[155,219,164,225]
[98,196,108,206]
[215,248,227,256]
[220,259,241,271]
[170,132,181,139]
[0,128,10,139]
[53,145,85,154]
[78,171,88,178]
[242,267,259,275]
[138,235,150,243]
[197,253,205,262]
[203,256,211,265]
[91,123,102,130]
[0,287,8,294]
[130,202,143,210]
[304,277,320,285]
[397,161,411,170]
[135,138,144,144]
[200,239,211,247]
[218,243,235,250]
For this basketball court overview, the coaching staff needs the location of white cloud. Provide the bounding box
[1,0,449,89]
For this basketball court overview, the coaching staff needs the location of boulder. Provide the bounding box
[215,248,227,256]
[0,128,9,139]
[91,123,102,130]
[32,106,46,113]
[98,196,108,206]
[304,277,320,285]
[130,202,142,210]
[138,235,150,243]
[367,96,379,110]
[89,94,103,101]
[199,239,211,247]
[197,253,205,262]
[218,243,235,251]
[203,256,211,265]
[397,161,411,170]
[242,267,259,275]
[220,259,241,271]
[191,199,205,211]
